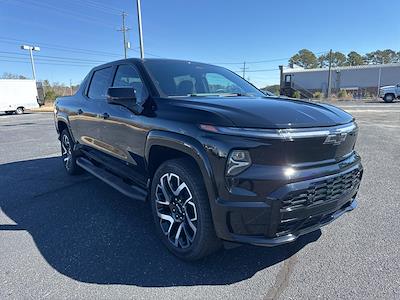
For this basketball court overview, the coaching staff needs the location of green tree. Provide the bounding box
[364,49,398,64]
[1,72,27,79]
[292,90,301,98]
[289,49,318,69]
[262,84,280,95]
[346,51,364,66]
[318,51,346,68]
[313,91,323,99]
[44,90,58,102]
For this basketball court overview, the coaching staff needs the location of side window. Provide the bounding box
[205,73,242,94]
[112,64,148,101]
[87,67,113,99]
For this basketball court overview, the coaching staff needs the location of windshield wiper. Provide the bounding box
[189,93,254,97]
[168,93,257,98]
[188,93,224,97]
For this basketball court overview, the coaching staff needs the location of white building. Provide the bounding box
[280,63,400,98]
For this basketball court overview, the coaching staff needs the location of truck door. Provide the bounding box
[97,63,150,179]
[71,66,114,149]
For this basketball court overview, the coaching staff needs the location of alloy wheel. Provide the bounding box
[155,173,198,249]
[61,134,73,170]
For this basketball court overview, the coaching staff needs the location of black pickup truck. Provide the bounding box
[54,58,363,260]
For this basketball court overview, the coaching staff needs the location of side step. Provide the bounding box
[76,157,147,201]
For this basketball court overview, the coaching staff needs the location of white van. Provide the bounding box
[0,79,39,114]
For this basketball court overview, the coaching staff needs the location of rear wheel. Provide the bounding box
[150,158,221,260]
[384,94,394,103]
[15,107,24,115]
[60,129,82,175]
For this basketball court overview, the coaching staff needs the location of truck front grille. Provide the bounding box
[281,168,362,210]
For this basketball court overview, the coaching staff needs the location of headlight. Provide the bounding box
[226,150,252,176]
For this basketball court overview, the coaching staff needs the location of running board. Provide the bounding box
[76,157,147,201]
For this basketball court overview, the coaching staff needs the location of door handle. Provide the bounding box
[102,112,110,119]
[77,109,83,115]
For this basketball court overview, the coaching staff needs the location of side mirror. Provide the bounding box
[107,87,142,113]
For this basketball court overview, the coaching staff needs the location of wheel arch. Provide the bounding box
[145,130,218,204]
[56,113,77,142]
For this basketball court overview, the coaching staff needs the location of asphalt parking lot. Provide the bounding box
[0,102,399,299]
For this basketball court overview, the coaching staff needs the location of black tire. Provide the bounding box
[60,129,82,175]
[15,107,24,115]
[150,158,221,261]
[384,94,394,103]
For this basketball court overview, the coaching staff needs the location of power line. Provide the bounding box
[70,0,123,15]
[9,0,118,29]
[232,68,278,73]
[0,51,107,63]
[0,36,164,60]
[212,51,329,65]
[0,58,97,67]
[0,37,121,57]
[0,55,98,66]
[78,0,124,14]
[127,48,163,58]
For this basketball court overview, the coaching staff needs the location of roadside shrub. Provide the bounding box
[313,91,323,99]
[293,91,301,99]
[44,90,60,104]
[338,90,348,98]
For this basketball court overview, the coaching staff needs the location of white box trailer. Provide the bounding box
[0,79,39,114]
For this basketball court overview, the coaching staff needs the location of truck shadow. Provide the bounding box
[0,157,321,287]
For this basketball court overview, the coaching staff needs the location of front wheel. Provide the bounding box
[60,129,82,175]
[15,107,24,115]
[150,158,221,260]
[384,94,394,103]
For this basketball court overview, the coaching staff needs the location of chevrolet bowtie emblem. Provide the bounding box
[323,131,347,145]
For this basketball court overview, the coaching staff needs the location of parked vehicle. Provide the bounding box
[379,84,400,103]
[0,79,39,114]
[54,59,363,260]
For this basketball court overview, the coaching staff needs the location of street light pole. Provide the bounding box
[21,45,40,81]
[136,0,144,59]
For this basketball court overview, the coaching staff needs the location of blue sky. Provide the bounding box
[1,0,399,87]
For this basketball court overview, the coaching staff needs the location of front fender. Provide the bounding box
[55,109,76,143]
[145,130,218,207]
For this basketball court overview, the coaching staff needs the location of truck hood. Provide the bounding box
[380,85,395,90]
[165,96,353,129]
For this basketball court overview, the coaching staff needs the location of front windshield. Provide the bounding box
[143,60,265,98]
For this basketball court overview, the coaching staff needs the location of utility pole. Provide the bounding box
[377,67,382,98]
[118,12,130,59]
[69,79,73,95]
[327,49,333,99]
[241,61,248,78]
[21,45,40,81]
[136,0,144,59]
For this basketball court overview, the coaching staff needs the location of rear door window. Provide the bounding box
[88,67,113,99]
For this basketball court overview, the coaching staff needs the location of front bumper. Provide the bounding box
[227,197,357,247]
[212,158,363,247]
